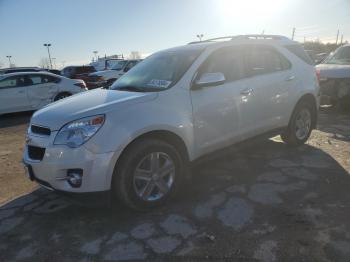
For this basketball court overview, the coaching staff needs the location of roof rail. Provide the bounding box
[188,34,290,44]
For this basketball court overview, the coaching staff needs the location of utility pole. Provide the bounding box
[336,30,339,45]
[93,51,98,62]
[51,58,57,69]
[340,34,343,45]
[291,27,295,40]
[6,55,12,67]
[43,43,53,69]
[196,34,204,42]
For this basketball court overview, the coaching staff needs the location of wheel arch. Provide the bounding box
[54,91,72,101]
[292,93,318,128]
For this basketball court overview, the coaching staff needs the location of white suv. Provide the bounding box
[23,35,320,210]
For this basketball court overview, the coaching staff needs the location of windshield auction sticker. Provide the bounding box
[147,79,172,88]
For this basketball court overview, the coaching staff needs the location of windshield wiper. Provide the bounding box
[115,86,147,92]
[114,86,163,92]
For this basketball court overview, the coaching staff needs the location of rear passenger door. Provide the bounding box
[26,74,59,109]
[239,45,294,138]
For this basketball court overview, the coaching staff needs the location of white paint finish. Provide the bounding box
[23,36,319,194]
[0,72,85,114]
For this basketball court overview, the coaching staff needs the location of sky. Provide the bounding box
[0,0,349,68]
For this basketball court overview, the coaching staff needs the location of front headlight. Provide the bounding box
[54,115,105,148]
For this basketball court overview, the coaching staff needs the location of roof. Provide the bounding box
[155,34,296,56]
[0,71,60,79]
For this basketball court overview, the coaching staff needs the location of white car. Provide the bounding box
[89,59,141,86]
[0,72,87,114]
[23,35,319,210]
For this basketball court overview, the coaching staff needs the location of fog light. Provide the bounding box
[67,169,83,188]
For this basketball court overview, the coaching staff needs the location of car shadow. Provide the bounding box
[0,111,33,128]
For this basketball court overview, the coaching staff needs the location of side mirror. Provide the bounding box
[193,72,225,89]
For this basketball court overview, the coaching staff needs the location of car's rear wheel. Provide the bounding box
[54,92,71,101]
[281,101,315,146]
[112,139,184,211]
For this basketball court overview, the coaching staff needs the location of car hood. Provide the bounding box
[316,63,350,78]
[31,89,158,131]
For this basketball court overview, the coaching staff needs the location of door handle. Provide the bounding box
[285,75,295,81]
[240,88,253,95]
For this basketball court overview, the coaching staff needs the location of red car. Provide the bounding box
[61,65,103,89]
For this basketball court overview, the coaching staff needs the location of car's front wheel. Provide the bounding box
[281,101,315,146]
[112,139,184,210]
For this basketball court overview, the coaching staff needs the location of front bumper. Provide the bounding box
[23,132,119,193]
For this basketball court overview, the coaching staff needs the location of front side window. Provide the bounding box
[198,46,246,82]
[0,77,17,89]
[111,48,203,92]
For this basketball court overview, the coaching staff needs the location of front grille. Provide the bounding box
[28,145,45,161]
[31,125,51,136]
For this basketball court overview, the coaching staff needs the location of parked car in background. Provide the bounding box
[23,35,319,210]
[0,72,87,114]
[0,67,45,75]
[89,59,142,87]
[61,65,97,89]
[316,44,350,109]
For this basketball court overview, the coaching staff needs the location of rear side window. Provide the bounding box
[285,45,314,65]
[199,46,246,82]
[245,45,291,77]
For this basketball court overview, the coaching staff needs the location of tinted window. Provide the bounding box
[199,46,246,82]
[41,75,58,83]
[285,45,314,65]
[28,75,41,85]
[246,46,291,77]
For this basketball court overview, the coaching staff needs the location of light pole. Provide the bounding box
[6,56,12,67]
[43,43,53,69]
[93,51,98,62]
[196,34,204,42]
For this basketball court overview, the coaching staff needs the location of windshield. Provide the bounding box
[324,46,350,65]
[111,48,203,92]
[111,60,127,70]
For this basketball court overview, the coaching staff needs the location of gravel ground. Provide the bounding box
[0,108,350,261]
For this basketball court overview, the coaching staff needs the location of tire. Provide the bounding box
[112,138,184,211]
[54,92,71,101]
[281,100,315,146]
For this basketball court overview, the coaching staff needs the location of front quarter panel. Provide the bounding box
[84,88,195,160]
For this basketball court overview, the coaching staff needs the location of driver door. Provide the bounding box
[190,46,247,155]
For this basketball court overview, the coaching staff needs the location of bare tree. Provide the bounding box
[129,51,141,59]
[38,57,51,68]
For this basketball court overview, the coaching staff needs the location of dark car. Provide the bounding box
[61,66,96,88]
